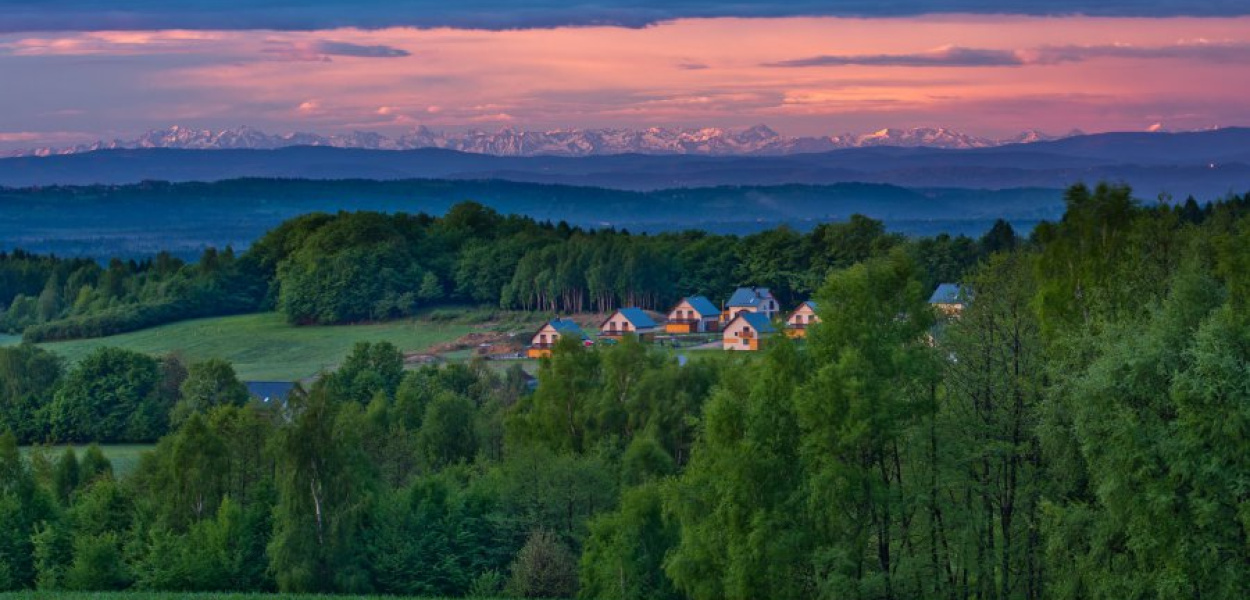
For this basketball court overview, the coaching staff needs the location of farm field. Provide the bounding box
[18,444,154,478]
[9,311,527,381]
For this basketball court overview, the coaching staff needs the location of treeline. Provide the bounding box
[0,183,1246,599]
[7,201,1007,339]
[249,203,991,322]
[0,340,696,597]
[0,344,255,444]
[4,248,265,342]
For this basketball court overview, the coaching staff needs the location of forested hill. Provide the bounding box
[0,179,1245,599]
[1,185,1244,347]
[0,195,1015,341]
[0,178,1064,257]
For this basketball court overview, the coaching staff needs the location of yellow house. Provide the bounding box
[785,300,820,338]
[600,308,660,340]
[527,318,586,358]
[665,296,721,334]
[722,312,777,351]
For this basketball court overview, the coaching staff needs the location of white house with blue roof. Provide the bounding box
[723,311,777,351]
[600,307,660,340]
[722,286,780,322]
[666,295,721,333]
[929,283,971,317]
[528,317,588,358]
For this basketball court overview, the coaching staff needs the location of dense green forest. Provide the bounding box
[0,183,1247,599]
[3,198,1010,341]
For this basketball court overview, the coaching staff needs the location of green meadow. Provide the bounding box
[11,312,486,381]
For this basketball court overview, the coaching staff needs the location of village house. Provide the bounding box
[722,286,780,322]
[665,295,721,333]
[722,311,776,351]
[600,307,660,340]
[929,283,971,317]
[785,300,820,337]
[245,381,296,406]
[528,318,587,358]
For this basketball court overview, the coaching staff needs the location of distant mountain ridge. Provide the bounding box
[1,127,1245,200]
[12,124,1082,158]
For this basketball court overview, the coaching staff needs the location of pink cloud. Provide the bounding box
[0,16,1248,141]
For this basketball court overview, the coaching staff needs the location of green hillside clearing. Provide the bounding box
[9,311,515,381]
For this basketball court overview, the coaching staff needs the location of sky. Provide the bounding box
[1,1,1249,151]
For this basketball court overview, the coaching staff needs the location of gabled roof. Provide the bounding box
[727,287,774,307]
[612,307,658,329]
[731,312,777,334]
[245,381,295,404]
[546,318,588,338]
[679,295,720,317]
[929,283,970,305]
[799,300,818,311]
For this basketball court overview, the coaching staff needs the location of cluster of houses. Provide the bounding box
[528,284,967,357]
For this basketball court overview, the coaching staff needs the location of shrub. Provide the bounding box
[507,529,578,598]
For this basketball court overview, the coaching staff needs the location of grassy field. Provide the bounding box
[18,444,154,478]
[16,312,495,381]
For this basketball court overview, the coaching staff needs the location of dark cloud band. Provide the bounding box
[768,42,1250,69]
[1031,42,1250,64]
[767,47,1024,68]
[314,42,410,58]
[6,1,1250,32]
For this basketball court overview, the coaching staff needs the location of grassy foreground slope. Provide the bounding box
[18,312,480,381]
[0,593,505,600]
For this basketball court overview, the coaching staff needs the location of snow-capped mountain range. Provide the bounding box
[13,124,1083,158]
